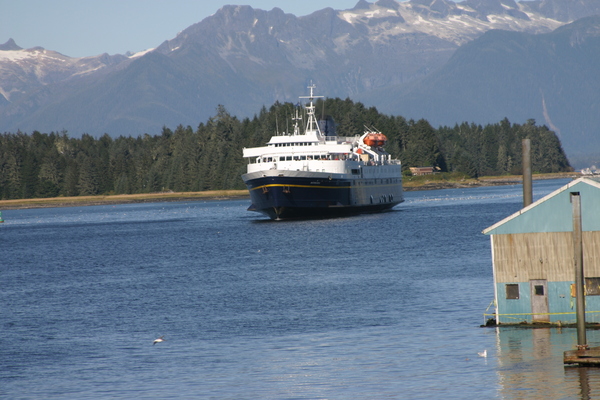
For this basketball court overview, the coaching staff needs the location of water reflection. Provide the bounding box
[494,327,600,399]
[567,368,592,400]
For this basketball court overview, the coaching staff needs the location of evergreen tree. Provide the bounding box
[77,156,100,196]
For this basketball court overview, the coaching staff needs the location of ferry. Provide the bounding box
[241,85,403,220]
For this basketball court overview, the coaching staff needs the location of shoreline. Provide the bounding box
[0,190,250,210]
[402,172,579,191]
[0,173,580,210]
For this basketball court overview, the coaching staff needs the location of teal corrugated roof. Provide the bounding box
[483,177,600,235]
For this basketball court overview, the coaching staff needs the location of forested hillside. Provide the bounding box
[0,98,571,200]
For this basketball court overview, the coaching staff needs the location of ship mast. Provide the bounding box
[292,108,302,136]
[299,84,324,136]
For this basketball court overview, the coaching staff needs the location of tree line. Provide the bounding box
[0,98,571,200]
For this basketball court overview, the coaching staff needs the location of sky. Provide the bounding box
[1,0,362,58]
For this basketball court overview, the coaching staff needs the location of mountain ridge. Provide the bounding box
[0,0,599,162]
[364,14,600,163]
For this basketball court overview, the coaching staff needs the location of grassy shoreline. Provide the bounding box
[0,190,249,210]
[0,172,580,210]
[402,171,579,190]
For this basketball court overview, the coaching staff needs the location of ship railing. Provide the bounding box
[361,159,401,167]
[341,136,361,143]
[320,135,362,145]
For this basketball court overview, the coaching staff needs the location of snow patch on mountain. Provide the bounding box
[0,40,127,102]
[129,48,155,58]
[0,48,65,63]
[339,0,563,46]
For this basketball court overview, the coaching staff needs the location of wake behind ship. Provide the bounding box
[241,85,403,220]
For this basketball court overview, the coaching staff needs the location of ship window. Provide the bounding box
[506,284,519,299]
[351,169,360,175]
[301,156,306,160]
[286,156,292,161]
[586,278,600,295]
[279,156,285,161]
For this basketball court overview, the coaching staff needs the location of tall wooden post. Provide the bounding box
[571,191,587,349]
[522,139,532,208]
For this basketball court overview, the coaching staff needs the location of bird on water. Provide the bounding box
[153,336,165,345]
[478,349,487,358]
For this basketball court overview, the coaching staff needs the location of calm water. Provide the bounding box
[2,179,600,399]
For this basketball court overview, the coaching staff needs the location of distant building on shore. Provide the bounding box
[409,167,435,176]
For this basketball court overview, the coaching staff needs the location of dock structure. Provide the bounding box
[482,177,600,326]
[564,347,600,365]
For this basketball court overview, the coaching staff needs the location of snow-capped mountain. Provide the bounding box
[0,38,130,104]
[0,0,599,157]
[364,14,600,163]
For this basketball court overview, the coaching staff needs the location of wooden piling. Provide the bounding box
[522,139,532,208]
[564,192,595,365]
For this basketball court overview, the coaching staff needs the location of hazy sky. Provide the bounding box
[1,0,362,58]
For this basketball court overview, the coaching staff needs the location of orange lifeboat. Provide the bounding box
[375,133,387,147]
[363,133,378,147]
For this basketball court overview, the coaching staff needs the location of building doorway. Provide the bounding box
[530,279,549,322]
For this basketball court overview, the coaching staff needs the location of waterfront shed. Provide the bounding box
[483,177,600,324]
[409,167,435,176]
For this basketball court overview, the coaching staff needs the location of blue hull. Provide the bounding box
[244,175,402,220]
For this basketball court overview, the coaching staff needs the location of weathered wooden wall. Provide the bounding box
[492,232,600,282]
